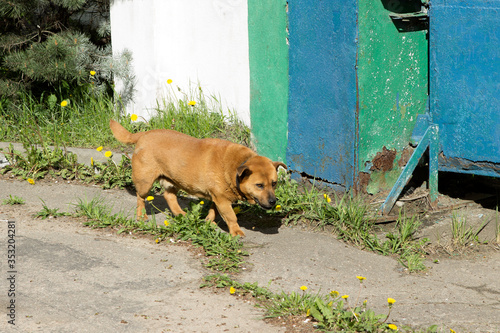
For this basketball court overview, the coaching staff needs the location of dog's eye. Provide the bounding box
[272,181,277,188]
[256,184,264,189]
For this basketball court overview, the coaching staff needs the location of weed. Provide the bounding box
[451,212,487,248]
[34,200,70,219]
[201,274,274,300]
[91,153,134,189]
[382,214,428,272]
[0,142,93,181]
[2,195,25,205]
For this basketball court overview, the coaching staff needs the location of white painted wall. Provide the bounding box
[110,0,251,125]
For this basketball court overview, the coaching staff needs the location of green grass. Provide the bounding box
[0,90,119,149]
[33,199,71,219]
[0,83,250,150]
[147,84,251,146]
[450,212,488,248]
[2,195,25,205]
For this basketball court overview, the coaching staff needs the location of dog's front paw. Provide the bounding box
[230,228,245,237]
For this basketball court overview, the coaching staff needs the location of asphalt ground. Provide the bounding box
[0,144,499,332]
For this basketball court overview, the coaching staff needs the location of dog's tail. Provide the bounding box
[109,119,146,145]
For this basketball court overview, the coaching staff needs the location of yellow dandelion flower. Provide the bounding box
[233,206,241,215]
[387,298,396,305]
[229,287,236,294]
[342,295,349,299]
[388,324,398,330]
[275,204,282,211]
[130,114,138,121]
[356,276,366,281]
[91,157,94,166]
[306,309,310,316]
[104,151,113,158]
[146,196,154,202]
[96,146,103,152]
[164,220,169,227]
[155,238,160,244]
[200,201,204,205]
[27,178,35,185]
[450,330,456,333]
[323,193,331,203]
[60,100,68,107]
[300,285,308,291]
[167,79,173,84]
[90,70,96,76]
[330,290,339,298]
[188,100,196,106]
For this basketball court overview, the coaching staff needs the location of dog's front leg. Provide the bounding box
[213,199,245,237]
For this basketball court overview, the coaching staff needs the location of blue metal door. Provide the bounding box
[430,0,500,177]
[286,0,358,188]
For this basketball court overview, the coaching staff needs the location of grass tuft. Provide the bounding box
[2,195,25,205]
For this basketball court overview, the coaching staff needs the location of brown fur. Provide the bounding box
[109,120,286,236]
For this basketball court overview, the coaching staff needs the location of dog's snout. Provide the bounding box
[268,197,276,207]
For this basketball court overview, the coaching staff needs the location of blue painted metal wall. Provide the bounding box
[430,0,500,177]
[286,0,358,188]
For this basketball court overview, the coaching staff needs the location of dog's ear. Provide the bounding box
[237,164,252,181]
[273,161,287,171]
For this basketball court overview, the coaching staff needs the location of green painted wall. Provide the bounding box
[248,0,288,162]
[357,1,428,193]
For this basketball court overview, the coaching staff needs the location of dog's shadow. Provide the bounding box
[138,192,282,235]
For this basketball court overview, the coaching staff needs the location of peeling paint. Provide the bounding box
[370,147,397,173]
[358,0,428,193]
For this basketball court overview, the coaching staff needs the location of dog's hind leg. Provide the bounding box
[206,203,218,225]
[134,178,155,220]
[159,178,186,216]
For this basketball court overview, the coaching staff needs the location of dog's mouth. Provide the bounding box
[253,197,275,210]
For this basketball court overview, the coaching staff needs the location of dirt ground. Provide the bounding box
[0,172,499,332]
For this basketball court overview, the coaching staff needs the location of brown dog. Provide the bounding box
[109,120,286,236]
